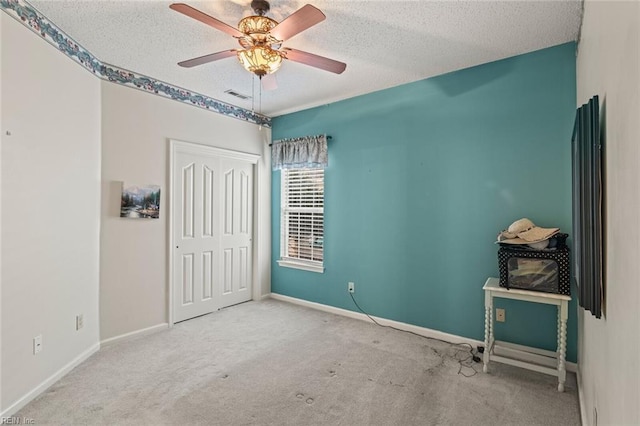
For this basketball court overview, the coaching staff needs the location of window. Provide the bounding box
[278,168,324,273]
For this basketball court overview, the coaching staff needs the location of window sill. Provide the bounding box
[277,259,324,274]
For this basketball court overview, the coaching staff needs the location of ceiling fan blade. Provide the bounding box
[283,48,346,74]
[178,50,238,68]
[270,4,325,42]
[261,73,278,91]
[170,3,244,38]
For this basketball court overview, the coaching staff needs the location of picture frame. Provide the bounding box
[120,184,161,219]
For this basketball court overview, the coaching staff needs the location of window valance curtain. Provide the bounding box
[271,134,328,170]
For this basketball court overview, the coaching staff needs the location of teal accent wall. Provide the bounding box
[272,43,577,362]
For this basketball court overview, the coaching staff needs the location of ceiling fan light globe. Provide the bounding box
[237,46,283,76]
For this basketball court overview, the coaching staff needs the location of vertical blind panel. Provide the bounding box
[572,95,603,319]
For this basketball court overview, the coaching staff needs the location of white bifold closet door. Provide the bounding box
[172,142,255,323]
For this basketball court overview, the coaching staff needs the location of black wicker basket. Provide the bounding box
[498,243,570,296]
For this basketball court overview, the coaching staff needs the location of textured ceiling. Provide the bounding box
[28,0,583,117]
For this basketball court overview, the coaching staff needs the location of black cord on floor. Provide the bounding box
[349,292,480,377]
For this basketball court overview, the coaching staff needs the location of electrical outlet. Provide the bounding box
[76,314,84,330]
[348,282,355,293]
[496,308,506,322]
[33,335,42,355]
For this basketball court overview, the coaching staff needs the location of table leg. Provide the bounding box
[483,291,492,373]
[557,306,561,368]
[558,301,568,392]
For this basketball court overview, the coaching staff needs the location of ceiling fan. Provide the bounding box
[170,0,347,81]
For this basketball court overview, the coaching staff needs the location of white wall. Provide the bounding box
[100,82,271,340]
[1,13,101,412]
[0,10,4,410]
[576,1,640,425]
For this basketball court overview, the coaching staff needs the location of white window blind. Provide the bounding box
[280,168,324,271]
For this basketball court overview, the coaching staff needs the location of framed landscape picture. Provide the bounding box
[120,184,161,219]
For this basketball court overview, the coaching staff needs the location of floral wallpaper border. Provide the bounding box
[0,0,271,128]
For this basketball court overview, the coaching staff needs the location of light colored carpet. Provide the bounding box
[17,299,581,425]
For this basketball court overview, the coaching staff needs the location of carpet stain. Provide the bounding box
[373,340,380,344]
[46,384,65,394]
[295,392,315,405]
[329,370,337,377]
[221,374,229,379]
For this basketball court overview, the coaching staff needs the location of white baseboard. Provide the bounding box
[269,293,483,347]
[269,293,577,373]
[100,323,169,347]
[0,342,100,418]
[577,367,587,425]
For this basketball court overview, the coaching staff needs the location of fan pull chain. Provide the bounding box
[251,74,256,113]
[250,74,264,131]
[258,77,263,131]
[259,77,262,115]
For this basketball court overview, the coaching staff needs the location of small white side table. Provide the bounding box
[482,277,571,392]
